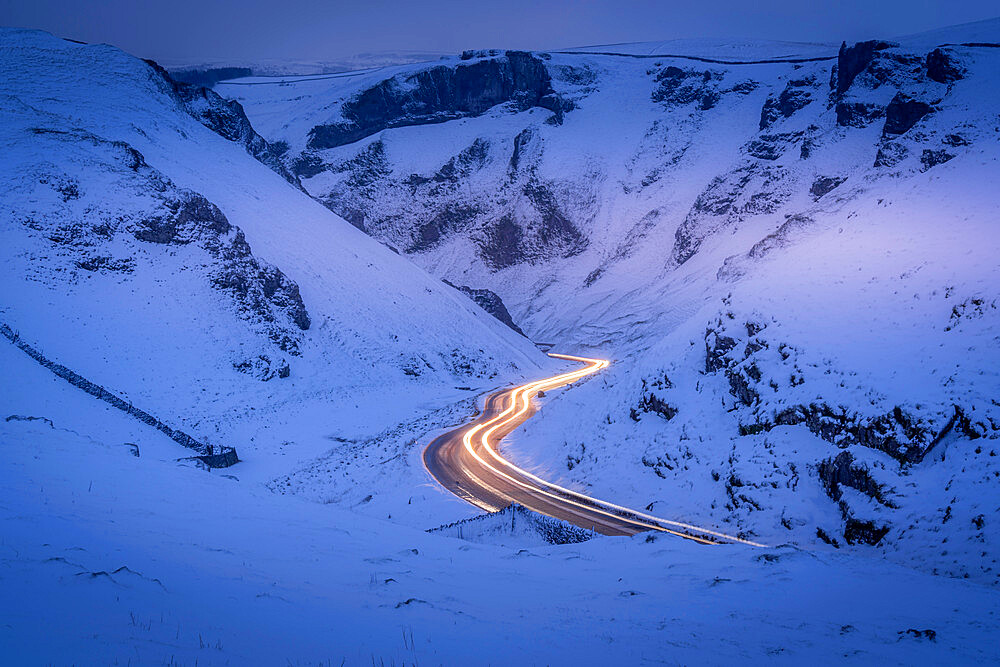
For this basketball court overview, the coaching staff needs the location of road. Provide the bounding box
[424,353,765,545]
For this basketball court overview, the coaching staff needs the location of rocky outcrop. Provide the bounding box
[136,190,311,353]
[926,48,965,84]
[25,129,310,356]
[920,149,954,170]
[759,76,815,129]
[673,164,792,265]
[144,59,298,187]
[652,66,756,111]
[443,280,527,337]
[836,101,885,127]
[817,451,894,507]
[810,175,846,200]
[703,316,974,465]
[833,40,897,95]
[883,93,934,135]
[631,375,678,421]
[307,51,567,149]
[475,180,587,270]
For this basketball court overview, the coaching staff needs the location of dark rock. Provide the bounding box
[652,66,724,109]
[705,329,738,373]
[920,149,955,170]
[144,59,298,187]
[745,132,802,160]
[509,127,534,172]
[810,175,847,200]
[926,48,965,83]
[836,101,885,127]
[898,629,937,642]
[134,190,310,351]
[775,403,954,465]
[442,280,527,337]
[883,93,933,136]
[816,527,841,547]
[759,77,814,129]
[409,203,481,252]
[817,451,893,506]
[834,40,897,95]
[943,133,969,147]
[635,392,678,420]
[873,141,908,168]
[478,215,523,269]
[728,366,761,406]
[233,355,291,381]
[292,152,327,179]
[843,517,890,545]
[307,52,566,149]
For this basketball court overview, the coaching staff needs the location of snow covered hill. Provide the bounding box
[0,27,553,490]
[223,18,1000,583]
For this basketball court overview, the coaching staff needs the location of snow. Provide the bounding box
[2,18,1000,663]
[224,16,1000,586]
[3,353,999,663]
[0,27,554,497]
[556,37,839,61]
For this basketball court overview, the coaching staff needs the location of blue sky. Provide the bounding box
[1,0,996,63]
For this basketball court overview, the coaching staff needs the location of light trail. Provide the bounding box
[424,353,766,546]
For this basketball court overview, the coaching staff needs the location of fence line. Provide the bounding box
[1,322,238,468]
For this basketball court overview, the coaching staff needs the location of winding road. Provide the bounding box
[424,353,764,545]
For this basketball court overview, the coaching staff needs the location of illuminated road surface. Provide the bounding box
[424,353,765,545]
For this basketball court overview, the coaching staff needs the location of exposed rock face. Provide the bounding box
[673,164,792,265]
[443,280,527,337]
[703,316,975,465]
[833,40,897,95]
[836,101,885,127]
[810,175,847,200]
[817,451,893,546]
[926,48,965,83]
[21,128,310,356]
[652,65,756,111]
[631,374,678,421]
[307,51,566,149]
[920,148,955,170]
[883,93,934,135]
[759,76,815,129]
[818,451,892,506]
[144,60,298,186]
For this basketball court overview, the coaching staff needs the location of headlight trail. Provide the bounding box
[424,353,766,546]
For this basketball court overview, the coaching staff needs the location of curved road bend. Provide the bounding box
[424,353,765,546]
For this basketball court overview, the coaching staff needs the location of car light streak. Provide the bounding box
[423,354,764,547]
[449,352,766,547]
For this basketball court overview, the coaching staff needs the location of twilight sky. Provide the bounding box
[1,0,997,65]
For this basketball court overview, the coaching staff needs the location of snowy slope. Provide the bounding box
[0,27,554,497]
[2,349,998,664]
[557,37,839,61]
[223,19,1000,584]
